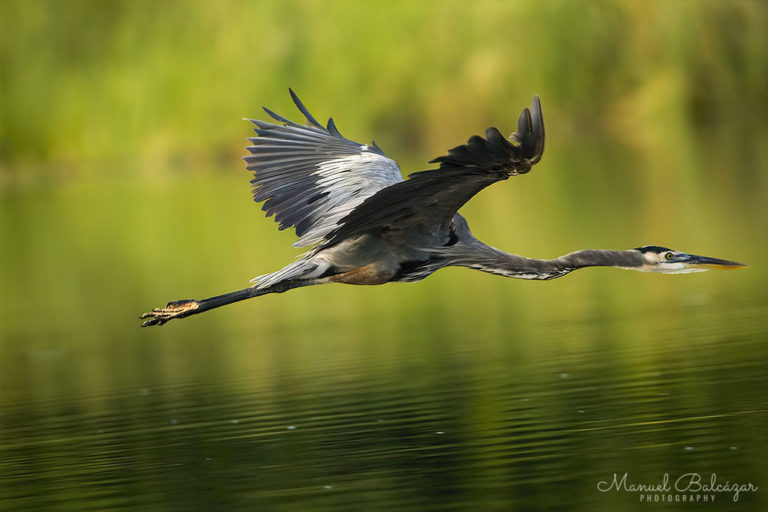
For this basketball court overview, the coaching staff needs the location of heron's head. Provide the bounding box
[634,245,748,274]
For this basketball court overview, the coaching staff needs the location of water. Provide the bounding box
[3,1,767,509]
[1,150,766,511]
[1,251,765,511]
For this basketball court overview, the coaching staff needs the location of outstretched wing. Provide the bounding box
[323,96,545,246]
[244,89,403,247]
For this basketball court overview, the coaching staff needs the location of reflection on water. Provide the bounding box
[2,1,767,509]
[1,290,765,510]
[1,139,766,510]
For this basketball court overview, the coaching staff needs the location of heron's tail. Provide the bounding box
[250,257,330,289]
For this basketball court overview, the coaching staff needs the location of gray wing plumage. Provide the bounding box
[244,89,403,247]
[323,96,545,247]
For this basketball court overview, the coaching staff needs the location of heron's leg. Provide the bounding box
[140,299,202,327]
[140,279,316,327]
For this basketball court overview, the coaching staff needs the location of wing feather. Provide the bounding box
[244,89,403,247]
[323,96,545,247]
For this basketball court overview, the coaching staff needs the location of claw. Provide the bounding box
[140,299,200,327]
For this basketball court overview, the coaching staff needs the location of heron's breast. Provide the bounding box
[314,234,430,285]
[327,263,396,285]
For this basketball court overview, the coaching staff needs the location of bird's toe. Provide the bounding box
[140,299,201,327]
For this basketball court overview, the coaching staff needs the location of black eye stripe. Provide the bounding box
[635,245,672,253]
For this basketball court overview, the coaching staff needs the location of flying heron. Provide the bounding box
[141,91,747,326]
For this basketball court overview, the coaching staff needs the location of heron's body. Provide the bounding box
[141,91,746,326]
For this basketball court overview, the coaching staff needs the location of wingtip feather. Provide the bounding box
[289,88,324,128]
[326,117,342,137]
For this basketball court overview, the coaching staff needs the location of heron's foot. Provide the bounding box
[140,299,200,327]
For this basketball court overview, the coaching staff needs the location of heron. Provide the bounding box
[140,91,747,326]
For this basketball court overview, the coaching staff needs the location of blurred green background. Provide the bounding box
[1,1,767,511]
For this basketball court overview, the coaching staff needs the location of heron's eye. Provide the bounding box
[665,252,673,261]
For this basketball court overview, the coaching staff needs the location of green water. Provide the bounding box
[2,1,768,510]
[1,168,766,511]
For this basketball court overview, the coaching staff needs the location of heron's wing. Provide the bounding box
[324,96,544,246]
[244,89,404,247]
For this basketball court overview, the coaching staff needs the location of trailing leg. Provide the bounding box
[140,279,315,327]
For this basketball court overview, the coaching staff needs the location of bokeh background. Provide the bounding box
[1,1,766,511]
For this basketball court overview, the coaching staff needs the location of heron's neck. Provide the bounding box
[555,249,645,273]
[446,245,645,280]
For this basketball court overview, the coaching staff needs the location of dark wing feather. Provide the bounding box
[323,96,545,246]
[244,89,403,247]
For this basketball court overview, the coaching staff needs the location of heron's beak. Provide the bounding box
[673,253,749,270]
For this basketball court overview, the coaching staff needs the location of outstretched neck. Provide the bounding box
[446,244,645,280]
[515,249,645,280]
[555,249,645,274]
